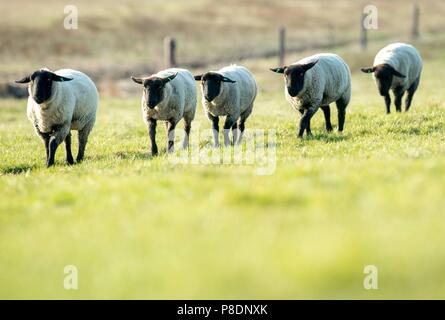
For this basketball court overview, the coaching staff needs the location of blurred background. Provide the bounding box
[1,0,444,97]
[1,0,445,299]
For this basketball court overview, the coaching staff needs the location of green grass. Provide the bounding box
[1,48,445,299]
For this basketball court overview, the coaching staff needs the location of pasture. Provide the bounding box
[1,0,445,299]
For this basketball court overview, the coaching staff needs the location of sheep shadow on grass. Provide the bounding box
[303,132,351,143]
[1,164,36,175]
[113,151,156,161]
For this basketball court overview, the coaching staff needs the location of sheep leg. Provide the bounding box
[384,94,391,114]
[47,137,59,167]
[306,121,312,136]
[298,108,315,138]
[148,118,158,156]
[336,99,347,132]
[405,77,420,112]
[231,122,239,145]
[320,105,333,132]
[182,120,191,149]
[223,116,237,146]
[36,128,51,162]
[77,123,93,163]
[393,87,404,113]
[166,119,176,153]
[237,104,253,144]
[238,120,246,144]
[43,135,50,161]
[47,125,70,167]
[298,109,312,135]
[65,132,74,165]
[207,113,220,147]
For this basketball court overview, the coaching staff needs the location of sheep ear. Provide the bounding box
[194,75,203,81]
[221,76,236,83]
[392,68,406,78]
[360,67,375,74]
[15,75,31,84]
[269,67,285,74]
[302,60,318,71]
[163,72,178,84]
[131,76,144,85]
[52,74,73,82]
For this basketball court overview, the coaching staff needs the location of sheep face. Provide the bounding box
[361,64,406,96]
[132,73,178,109]
[15,70,73,104]
[194,73,236,102]
[270,61,318,97]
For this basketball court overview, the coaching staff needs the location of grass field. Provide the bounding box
[1,33,445,298]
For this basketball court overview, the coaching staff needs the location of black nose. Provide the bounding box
[33,96,44,104]
[287,89,298,97]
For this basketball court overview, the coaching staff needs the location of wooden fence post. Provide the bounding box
[360,12,368,51]
[411,3,420,40]
[164,37,176,68]
[278,26,286,66]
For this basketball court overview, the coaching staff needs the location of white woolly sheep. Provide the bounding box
[15,68,99,167]
[131,68,197,155]
[270,53,352,137]
[194,65,257,146]
[361,43,422,113]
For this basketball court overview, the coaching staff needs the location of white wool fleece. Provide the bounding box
[285,53,351,112]
[202,65,257,120]
[27,69,99,136]
[141,68,197,125]
[373,43,422,91]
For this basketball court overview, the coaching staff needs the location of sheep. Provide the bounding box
[15,68,99,167]
[194,65,257,146]
[131,68,197,155]
[361,43,422,114]
[270,53,351,137]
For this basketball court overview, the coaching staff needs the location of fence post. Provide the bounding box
[278,26,286,66]
[360,12,368,50]
[164,37,176,68]
[411,3,420,40]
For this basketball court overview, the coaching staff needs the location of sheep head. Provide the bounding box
[270,60,318,97]
[194,72,236,102]
[361,64,406,96]
[131,73,178,108]
[15,69,73,104]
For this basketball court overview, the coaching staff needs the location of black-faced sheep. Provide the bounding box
[361,43,422,114]
[15,68,99,167]
[131,68,197,155]
[194,65,257,146]
[270,53,352,137]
